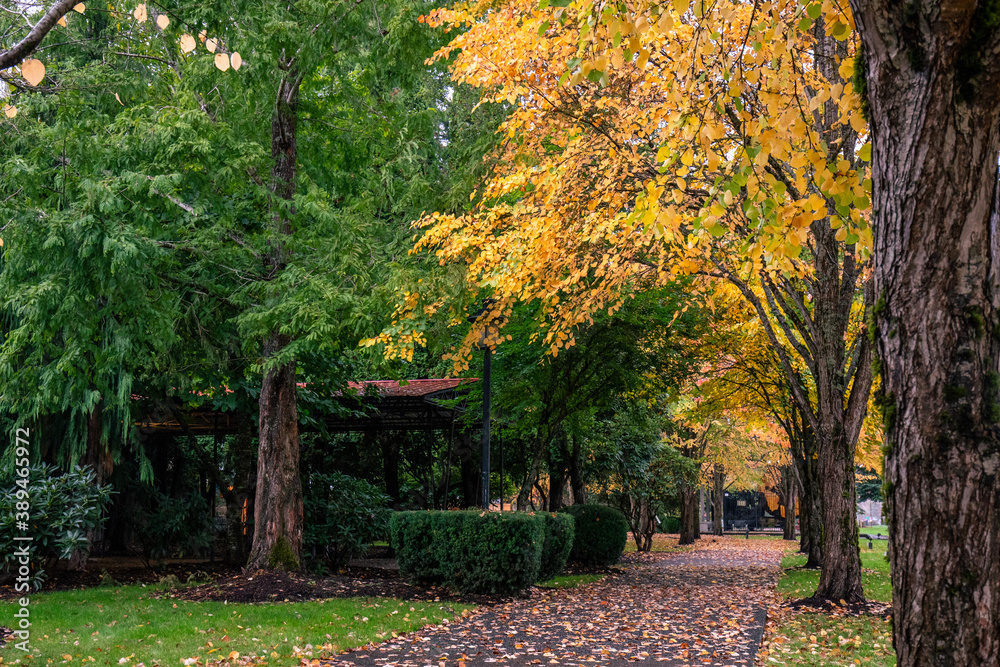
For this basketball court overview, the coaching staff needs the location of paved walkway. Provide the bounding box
[324,537,787,667]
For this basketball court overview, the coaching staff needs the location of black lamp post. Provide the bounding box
[468,300,501,511]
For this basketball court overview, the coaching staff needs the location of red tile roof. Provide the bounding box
[345,378,477,398]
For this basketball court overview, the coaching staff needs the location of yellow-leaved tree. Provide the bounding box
[367,0,875,602]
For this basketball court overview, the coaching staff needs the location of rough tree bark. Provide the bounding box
[712,463,724,535]
[847,0,1000,660]
[247,69,305,572]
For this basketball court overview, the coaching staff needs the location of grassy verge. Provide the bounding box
[3,583,473,666]
[759,613,895,666]
[762,538,895,665]
[536,574,603,589]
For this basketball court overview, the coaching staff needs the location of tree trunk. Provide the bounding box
[783,465,797,541]
[247,333,303,571]
[678,483,699,545]
[247,68,304,572]
[712,463,724,536]
[516,445,542,511]
[569,433,587,505]
[68,403,113,571]
[848,0,1000,658]
[790,412,823,568]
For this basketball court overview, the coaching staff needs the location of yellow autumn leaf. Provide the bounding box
[214,52,230,71]
[230,52,243,70]
[205,37,218,53]
[179,34,196,53]
[62,655,73,661]
[228,652,239,660]
[156,14,169,29]
[133,4,147,22]
[21,59,45,86]
[680,148,694,166]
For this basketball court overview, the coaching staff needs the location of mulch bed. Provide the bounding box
[0,559,240,600]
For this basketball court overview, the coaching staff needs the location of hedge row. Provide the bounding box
[558,504,629,567]
[390,510,576,594]
[390,505,627,594]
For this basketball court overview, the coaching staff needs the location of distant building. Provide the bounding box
[857,499,883,526]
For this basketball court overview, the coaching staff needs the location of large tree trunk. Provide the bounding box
[247,69,305,572]
[848,0,1000,659]
[678,483,699,545]
[712,463,724,536]
[803,21,868,604]
[247,334,303,571]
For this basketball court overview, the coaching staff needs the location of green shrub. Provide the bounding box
[559,504,628,567]
[303,472,391,568]
[390,510,545,594]
[129,489,212,568]
[538,512,575,581]
[0,464,113,588]
[661,515,681,533]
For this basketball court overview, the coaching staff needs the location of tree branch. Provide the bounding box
[0,0,78,71]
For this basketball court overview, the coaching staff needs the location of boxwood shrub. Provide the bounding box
[559,504,628,567]
[390,510,546,594]
[538,512,575,581]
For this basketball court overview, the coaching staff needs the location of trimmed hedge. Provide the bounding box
[538,512,575,582]
[559,504,629,567]
[390,510,545,594]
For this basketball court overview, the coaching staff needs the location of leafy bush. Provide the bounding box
[130,489,212,568]
[391,510,545,594]
[0,464,113,587]
[303,472,391,568]
[558,504,628,567]
[661,515,681,533]
[538,512,575,582]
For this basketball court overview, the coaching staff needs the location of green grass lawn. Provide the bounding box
[778,549,892,602]
[3,584,473,666]
[536,574,603,589]
[766,539,895,665]
[761,613,895,666]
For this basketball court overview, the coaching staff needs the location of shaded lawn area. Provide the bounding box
[3,584,473,666]
[535,574,603,589]
[759,613,895,666]
[778,550,892,603]
[761,542,895,665]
